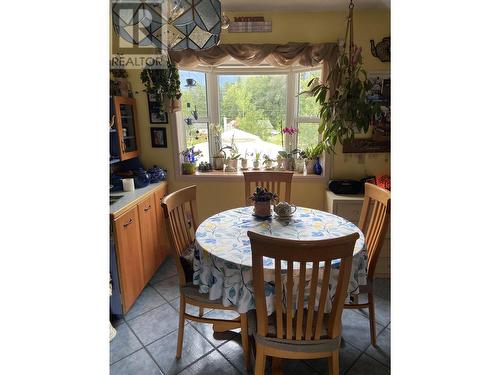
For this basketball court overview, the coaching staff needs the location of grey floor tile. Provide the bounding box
[110,323,143,364]
[305,341,362,375]
[353,293,391,326]
[150,257,178,285]
[341,309,385,352]
[179,350,240,375]
[282,359,317,375]
[365,326,390,367]
[345,353,390,375]
[128,303,180,345]
[169,296,213,317]
[217,336,249,374]
[148,324,215,374]
[189,309,239,347]
[125,286,167,320]
[152,274,180,302]
[110,348,163,375]
[373,278,390,300]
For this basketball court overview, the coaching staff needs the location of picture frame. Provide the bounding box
[150,127,167,148]
[147,94,168,124]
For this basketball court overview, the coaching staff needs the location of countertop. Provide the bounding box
[110,181,167,218]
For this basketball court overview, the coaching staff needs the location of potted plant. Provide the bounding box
[218,144,239,172]
[307,2,380,152]
[209,123,223,168]
[212,148,226,170]
[253,151,261,170]
[180,147,202,175]
[140,58,182,113]
[301,144,325,175]
[263,154,274,170]
[249,186,278,218]
[281,127,299,170]
[110,58,130,97]
[240,151,249,170]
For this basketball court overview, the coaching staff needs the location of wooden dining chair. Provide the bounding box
[343,183,391,346]
[243,171,294,206]
[161,185,250,367]
[248,231,359,375]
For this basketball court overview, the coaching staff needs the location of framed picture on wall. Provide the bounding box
[150,127,167,148]
[147,94,168,124]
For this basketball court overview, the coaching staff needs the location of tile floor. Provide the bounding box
[110,257,391,375]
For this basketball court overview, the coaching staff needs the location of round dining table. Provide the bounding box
[193,206,367,315]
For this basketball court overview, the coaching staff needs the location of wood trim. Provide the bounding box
[113,96,140,161]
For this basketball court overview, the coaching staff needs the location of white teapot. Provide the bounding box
[274,201,297,218]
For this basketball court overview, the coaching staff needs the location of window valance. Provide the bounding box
[168,42,339,69]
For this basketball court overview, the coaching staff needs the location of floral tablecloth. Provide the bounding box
[193,206,367,315]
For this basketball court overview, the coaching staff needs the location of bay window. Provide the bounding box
[177,64,323,174]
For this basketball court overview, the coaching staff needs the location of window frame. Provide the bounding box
[173,64,327,180]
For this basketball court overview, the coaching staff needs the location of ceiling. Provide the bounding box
[222,0,390,12]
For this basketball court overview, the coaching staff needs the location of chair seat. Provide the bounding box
[180,283,223,304]
[248,310,341,353]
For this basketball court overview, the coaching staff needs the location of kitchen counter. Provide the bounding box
[110,181,168,218]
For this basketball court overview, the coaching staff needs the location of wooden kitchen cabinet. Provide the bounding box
[325,190,391,278]
[111,182,170,314]
[113,206,145,313]
[138,194,159,283]
[113,96,140,161]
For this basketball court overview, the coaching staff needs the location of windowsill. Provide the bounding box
[175,170,327,182]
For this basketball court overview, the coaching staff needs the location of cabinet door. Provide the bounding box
[138,194,159,282]
[154,184,170,266]
[114,96,140,161]
[114,206,145,313]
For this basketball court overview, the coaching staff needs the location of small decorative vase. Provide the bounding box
[313,157,323,175]
[264,160,273,170]
[306,158,315,174]
[254,201,271,218]
[286,158,295,171]
[253,160,260,170]
[240,159,248,169]
[182,162,197,175]
[225,159,237,172]
[295,158,305,174]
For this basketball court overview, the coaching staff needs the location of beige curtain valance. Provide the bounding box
[168,42,339,70]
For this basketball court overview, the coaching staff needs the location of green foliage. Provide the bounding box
[249,186,278,203]
[300,143,324,159]
[140,59,181,110]
[310,47,381,153]
[219,75,286,144]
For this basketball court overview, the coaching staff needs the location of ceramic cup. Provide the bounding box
[122,178,135,192]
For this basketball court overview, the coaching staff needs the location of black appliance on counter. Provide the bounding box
[328,179,363,195]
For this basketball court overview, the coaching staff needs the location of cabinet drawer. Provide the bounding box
[334,201,363,223]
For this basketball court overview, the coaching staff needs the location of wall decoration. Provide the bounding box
[147,94,168,124]
[150,127,168,148]
[370,37,390,62]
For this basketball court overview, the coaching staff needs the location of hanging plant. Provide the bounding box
[309,0,381,153]
[140,58,182,112]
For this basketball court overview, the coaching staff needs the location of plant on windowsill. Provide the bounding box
[253,151,261,170]
[301,143,325,175]
[140,58,182,113]
[180,147,202,175]
[263,154,274,170]
[222,145,240,172]
[307,0,380,153]
[249,186,278,218]
[240,151,249,170]
[110,55,130,97]
[280,127,299,170]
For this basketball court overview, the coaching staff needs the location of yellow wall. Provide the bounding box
[121,9,390,221]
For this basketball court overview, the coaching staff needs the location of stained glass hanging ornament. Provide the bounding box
[112,0,222,52]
